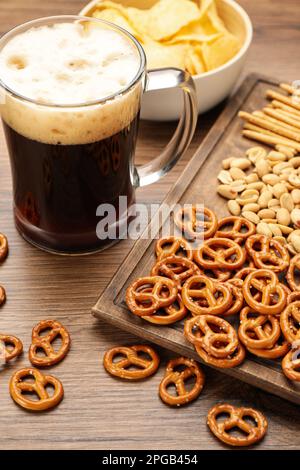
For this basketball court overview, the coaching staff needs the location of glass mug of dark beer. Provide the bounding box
[0,16,197,254]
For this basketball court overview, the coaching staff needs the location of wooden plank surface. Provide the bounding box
[94,74,300,406]
[0,0,300,450]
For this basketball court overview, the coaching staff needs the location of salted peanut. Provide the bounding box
[280,167,295,175]
[273,162,292,174]
[267,150,287,162]
[291,189,300,204]
[288,229,300,242]
[222,157,235,170]
[227,200,241,216]
[291,156,300,168]
[277,224,293,234]
[256,159,271,177]
[288,174,300,188]
[261,218,278,224]
[275,144,297,158]
[273,235,286,245]
[262,173,281,185]
[287,243,297,255]
[230,180,246,192]
[289,233,300,252]
[245,173,259,183]
[217,170,233,184]
[241,211,260,224]
[258,208,276,219]
[280,193,294,211]
[217,185,238,199]
[236,189,259,206]
[229,167,246,180]
[256,222,272,237]
[243,203,260,212]
[258,190,273,208]
[247,181,265,191]
[268,223,282,236]
[291,208,300,227]
[246,146,267,163]
[268,198,280,209]
[272,183,288,199]
[230,158,251,170]
[276,207,291,226]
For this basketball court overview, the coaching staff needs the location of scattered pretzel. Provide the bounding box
[243,269,287,315]
[223,280,244,316]
[103,345,160,380]
[280,301,300,343]
[9,368,64,411]
[174,206,217,240]
[286,254,300,291]
[216,216,256,244]
[0,233,8,262]
[184,315,238,359]
[126,276,178,317]
[181,275,232,316]
[238,307,281,350]
[155,237,193,268]
[282,345,300,381]
[245,234,289,273]
[287,291,300,304]
[0,334,23,363]
[194,238,246,270]
[195,342,246,368]
[142,294,188,325]
[159,357,205,406]
[29,319,71,367]
[151,255,200,290]
[247,336,290,359]
[207,403,268,447]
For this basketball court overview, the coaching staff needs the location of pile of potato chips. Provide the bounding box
[85,0,242,75]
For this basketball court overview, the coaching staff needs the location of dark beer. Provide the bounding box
[3,117,139,253]
[0,20,143,252]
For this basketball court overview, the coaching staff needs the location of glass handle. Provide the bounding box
[134,68,198,187]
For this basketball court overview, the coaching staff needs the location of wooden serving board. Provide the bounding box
[92,73,300,405]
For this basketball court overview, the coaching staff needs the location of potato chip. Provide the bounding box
[201,33,240,71]
[126,0,201,41]
[185,45,206,75]
[92,5,143,41]
[86,0,242,75]
[142,38,188,70]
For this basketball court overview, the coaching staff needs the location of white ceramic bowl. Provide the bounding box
[80,0,253,121]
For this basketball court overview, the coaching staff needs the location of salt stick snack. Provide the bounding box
[103,345,160,380]
[159,357,205,406]
[29,319,71,367]
[207,403,268,447]
[10,368,64,411]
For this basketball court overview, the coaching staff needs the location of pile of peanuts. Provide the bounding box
[217,145,300,255]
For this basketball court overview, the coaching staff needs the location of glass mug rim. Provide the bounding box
[0,14,147,109]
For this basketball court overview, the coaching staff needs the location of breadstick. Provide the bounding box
[274,108,300,122]
[243,123,300,147]
[239,110,300,142]
[242,130,300,151]
[280,83,300,95]
[262,107,300,130]
[271,100,300,117]
[266,89,300,111]
[253,110,300,132]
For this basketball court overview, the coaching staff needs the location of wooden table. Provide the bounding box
[0,0,299,450]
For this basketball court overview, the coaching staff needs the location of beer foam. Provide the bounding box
[0,22,143,144]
